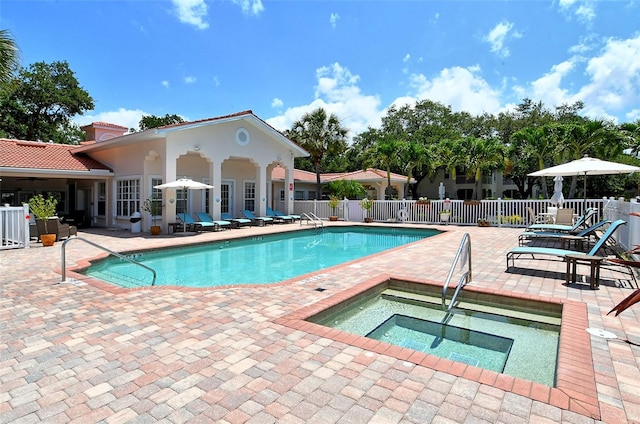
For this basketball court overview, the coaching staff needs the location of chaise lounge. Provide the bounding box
[221,213,252,228]
[265,207,293,223]
[177,213,217,232]
[506,219,626,270]
[518,219,610,246]
[195,212,232,231]
[526,208,595,233]
[241,210,274,226]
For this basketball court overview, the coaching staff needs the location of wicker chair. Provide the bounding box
[36,218,77,241]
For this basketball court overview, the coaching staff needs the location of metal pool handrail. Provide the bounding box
[442,233,472,312]
[61,237,157,286]
[300,212,323,228]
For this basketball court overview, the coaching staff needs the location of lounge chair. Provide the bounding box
[265,207,293,223]
[195,212,232,231]
[221,212,252,228]
[177,213,216,232]
[518,219,610,246]
[241,210,274,226]
[271,207,300,222]
[506,219,626,269]
[527,208,595,233]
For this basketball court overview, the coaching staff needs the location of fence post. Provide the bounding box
[23,203,30,249]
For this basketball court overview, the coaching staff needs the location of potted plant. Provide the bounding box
[439,209,451,223]
[360,198,374,223]
[416,197,430,206]
[28,194,58,246]
[328,196,340,221]
[142,197,163,235]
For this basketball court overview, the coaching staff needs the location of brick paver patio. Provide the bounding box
[1,222,638,423]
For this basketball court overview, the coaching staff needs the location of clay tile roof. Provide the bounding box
[0,139,112,172]
[80,122,128,130]
[271,167,320,182]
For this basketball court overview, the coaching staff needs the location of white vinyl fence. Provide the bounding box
[286,197,639,252]
[0,204,31,250]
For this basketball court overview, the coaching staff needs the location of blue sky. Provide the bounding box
[2,0,639,139]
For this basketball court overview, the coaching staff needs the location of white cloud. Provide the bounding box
[484,20,521,58]
[406,66,503,116]
[577,35,640,119]
[267,63,382,139]
[161,80,170,89]
[231,0,264,16]
[403,54,411,63]
[330,13,339,29]
[271,98,283,108]
[171,0,209,30]
[558,0,596,25]
[512,34,640,122]
[74,108,149,132]
[184,76,197,84]
[213,76,220,86]
[513,60,576,108]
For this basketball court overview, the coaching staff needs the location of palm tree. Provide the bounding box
[512,126,558,198]
[0,29,20,84]
[289,108,348,199]
[363,134,404,199]
[559,119,622,198]
[399,141,432,198]
[465,137,505,200]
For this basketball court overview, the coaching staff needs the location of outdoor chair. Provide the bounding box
[506,219,626,270]
[527,208,594,233]
[241,210,274,226]
[265,207,293,223]
[177,213,216,232]
[271,207,300,222]
[221,213,252,228]
[36,217,77,242]
[518,219,610,246]
[554,208,575,225]
[195,212,231,231]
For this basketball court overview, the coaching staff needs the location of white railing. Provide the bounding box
[0,204,31,250]
[291,198,639,251]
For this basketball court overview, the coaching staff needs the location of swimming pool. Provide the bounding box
[308,280,560,386]
[81,226,440,288]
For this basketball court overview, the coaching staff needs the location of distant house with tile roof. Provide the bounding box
[1,110,309,231]
[271,167,414,201]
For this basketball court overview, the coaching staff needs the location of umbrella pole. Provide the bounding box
[583,174,587,211]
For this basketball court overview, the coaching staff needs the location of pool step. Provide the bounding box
[382,289,561,326]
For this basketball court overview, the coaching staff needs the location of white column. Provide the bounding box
[212,161,222,219]
[285,167,294,214]
[257,162,268,216]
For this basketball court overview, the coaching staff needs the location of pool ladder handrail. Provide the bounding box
[300,212,323,228]
[61,237,157,286]
[442,233,472,312]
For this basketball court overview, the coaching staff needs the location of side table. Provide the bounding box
[565,254,605,289]
[559,235,585,251]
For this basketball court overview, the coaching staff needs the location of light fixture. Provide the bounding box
[194,145,200,151]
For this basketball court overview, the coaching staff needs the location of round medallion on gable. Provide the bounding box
[235,128,250,146]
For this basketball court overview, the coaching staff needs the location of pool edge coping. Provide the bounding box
[274,273,600,420]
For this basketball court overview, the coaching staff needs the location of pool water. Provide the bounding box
[368,314,513,373]
[311,286,560,386]
[82,227,439,288]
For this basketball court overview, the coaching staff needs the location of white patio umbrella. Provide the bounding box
[549,175,564,207]
[529,156,640,206]
[154,178,214,234]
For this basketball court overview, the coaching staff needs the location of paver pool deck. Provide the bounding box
[1,222,639,423]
